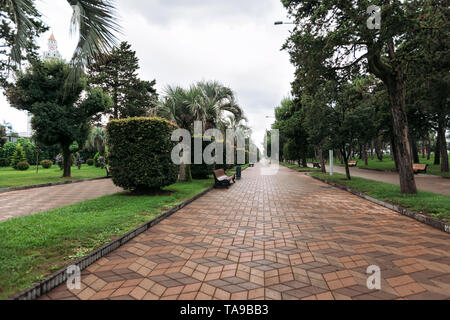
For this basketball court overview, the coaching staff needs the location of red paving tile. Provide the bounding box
[40,164,450,300]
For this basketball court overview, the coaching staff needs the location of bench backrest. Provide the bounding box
[413,164,427,170]
[349,161,357,165]
[213,169,226,178]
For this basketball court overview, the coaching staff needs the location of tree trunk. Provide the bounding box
[434,134,440,165]
[427,137,431,160]
[438,120,449,172]
[421,140,426,158]
[375,137,383,161]
[410,137,420,164]
[301,156,307,168]
[386,80,417,194]
[341,146,351,180]
[370,140,374,160]
[318,145,326,174]
[363,143,369,166]
[62,145,71,178]
[390,135,399,172]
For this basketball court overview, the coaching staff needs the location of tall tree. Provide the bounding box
[88,41,158,120]
[281,0,448,194]
[5,60,112,177]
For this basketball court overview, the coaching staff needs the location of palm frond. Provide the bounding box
[67,0,120,87]
[5,0,37,64]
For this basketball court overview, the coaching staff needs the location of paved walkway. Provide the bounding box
[40,164,450,300]
[0,179,122,222]
[323,164,450,196]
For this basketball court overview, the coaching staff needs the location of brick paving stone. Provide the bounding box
[0,179,122,221]
[42,163,450,300]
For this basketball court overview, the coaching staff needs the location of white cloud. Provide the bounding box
[0,0,294,149]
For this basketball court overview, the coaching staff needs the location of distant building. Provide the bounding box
[42,33,62,61]
[20,33,64,139]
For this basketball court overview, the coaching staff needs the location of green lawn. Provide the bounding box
[281,162,322,173]
[334,155,450,178]
[0,164,107,189]
[0,178,213,299]
[227,163,250,174]
[309,172,450,223]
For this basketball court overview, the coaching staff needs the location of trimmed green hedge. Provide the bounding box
[40,160,53,169]
[107,117,179,191]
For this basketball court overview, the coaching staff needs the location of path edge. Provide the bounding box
[0,176,111,194]
[308,174,450,234]
[9,185,214,300]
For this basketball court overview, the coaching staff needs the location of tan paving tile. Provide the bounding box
[42,164,450,300]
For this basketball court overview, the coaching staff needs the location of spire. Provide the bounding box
[49,33,56,41]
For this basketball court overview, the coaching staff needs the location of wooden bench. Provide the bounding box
[213,169,235,187]
[348,161,357,167]
[413,164,428,174]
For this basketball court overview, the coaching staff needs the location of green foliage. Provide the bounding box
[93,152,101,167]
[0,125,6,147]
[10,144,27,169]
[40,160,52,169]
[6,60,112,177]
[88,42,158,120]
[0,142,16,167]
[16,161,30,171]
[107,117,179,191]
[86,159,94,166]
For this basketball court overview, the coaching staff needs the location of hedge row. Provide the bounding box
[107,117,179,191]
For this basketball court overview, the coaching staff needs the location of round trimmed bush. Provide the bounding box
[16,161,30,171]
[40,160,53,169]
[86,159,94,166]
[107,117,179,192]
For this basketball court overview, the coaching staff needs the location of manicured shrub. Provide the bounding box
[10,144,27,169]
[86,159,94,166]
[107,117,179,191]
[16,161,30,171]
[40,160,53,169]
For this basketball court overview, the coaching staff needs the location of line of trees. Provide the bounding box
[278,0,449,194]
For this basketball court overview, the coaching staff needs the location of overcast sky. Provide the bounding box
[0,0,294,149]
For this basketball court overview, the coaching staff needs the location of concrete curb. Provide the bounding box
[9,185,214,300]
[0,176,110,194]
[308,174,450,234]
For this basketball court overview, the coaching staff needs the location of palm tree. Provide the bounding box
[3,0,119,83]
[156,82,245,181]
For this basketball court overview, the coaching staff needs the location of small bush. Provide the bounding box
[107,117,179,192]
[40,160,53,169]
[16,161,30,171]
[86,159,94,166]
[10,144,27,169]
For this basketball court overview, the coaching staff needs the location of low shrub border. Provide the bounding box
[0,176,110,194]
[308,174,450,234]
[9,185,214,300]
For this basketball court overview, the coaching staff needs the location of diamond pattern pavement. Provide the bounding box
[39,164,450,300]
